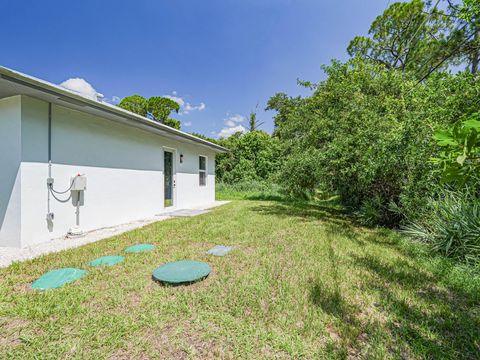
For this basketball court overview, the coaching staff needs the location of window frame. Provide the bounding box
[199,155,207,187]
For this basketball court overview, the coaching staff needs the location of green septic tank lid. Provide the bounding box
[89,255,125,267]
[124,244,156,253]
[32,268,87,290]
[152,260,211,285]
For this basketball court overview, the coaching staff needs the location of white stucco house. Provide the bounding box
[0,67,227,248]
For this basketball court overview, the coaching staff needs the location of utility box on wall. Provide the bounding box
[71,175,87,191]
[71,175,87,207]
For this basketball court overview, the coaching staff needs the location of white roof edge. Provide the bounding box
[0,66,228,153]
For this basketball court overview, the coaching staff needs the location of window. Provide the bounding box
[199,156,207,186]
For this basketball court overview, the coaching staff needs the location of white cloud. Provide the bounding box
[164,92,206,115]
[164,94,185,107]
[184,121,192,127]
[224,114,246,126]
[217,124,247,138]
[102,95,121,105]
[216,114,247,138]
[183,102,206,114]
[59,78,103,101]
[227,114,245,123]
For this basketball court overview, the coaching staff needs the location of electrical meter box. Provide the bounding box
[72,191,84,206]
[71,175,87,191]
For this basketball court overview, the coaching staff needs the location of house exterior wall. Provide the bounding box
[0,95,216,248]
[0,96,22,247]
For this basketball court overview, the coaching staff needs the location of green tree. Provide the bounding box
[147,97,181,129]
[459,0,480,22]
[348,0,455,78]
[268,58,480,226]
[277,149,321,200]
[265,93,304,138]
[118,95,181,129]
[118,95,148,117]
[444,0,480,74]
[249,110,257,132]
[248,104,264,132]
[216,131,282,183]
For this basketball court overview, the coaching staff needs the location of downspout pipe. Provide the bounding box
[47,103,52,218]
[48,102,52,164]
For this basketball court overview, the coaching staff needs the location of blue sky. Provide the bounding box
[1,0,390,137]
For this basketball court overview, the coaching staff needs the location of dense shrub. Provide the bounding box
[403,188,480,265]
[401,112,480,265]
[270,59,480,226]
[431,112,480,187]
[276,149,321,200]
[216,130,282,184]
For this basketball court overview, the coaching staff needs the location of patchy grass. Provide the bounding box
[0,200,479,359]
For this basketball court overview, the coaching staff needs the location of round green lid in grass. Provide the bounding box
[152,260,211,285]
[32,268,87,290]
[89,255,124,267]
[124,244,156,253]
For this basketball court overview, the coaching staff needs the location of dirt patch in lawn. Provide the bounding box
[0,317,30,348]
[142,321,232,359]
[109,348,150,360]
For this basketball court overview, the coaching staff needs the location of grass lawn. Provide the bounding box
[1,200,479,359]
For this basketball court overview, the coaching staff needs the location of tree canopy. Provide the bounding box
[216,131,282,184]
[118,95,181,129]
[118,95,148,117]
[347,0,456,78]
[446,0,480,74]
[459,0,480,21]
[268,57,480,225]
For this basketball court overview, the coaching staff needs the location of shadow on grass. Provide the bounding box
[251,200,348,223]
[352,253,480,358]
[324,221,364,246]
[309,231,359,327]
[248,198,480,357]
[252,200,369,249]
[352,254,435,288]
[310,283,350,318]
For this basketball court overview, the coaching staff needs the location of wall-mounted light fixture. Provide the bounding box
[180,154,184,163]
